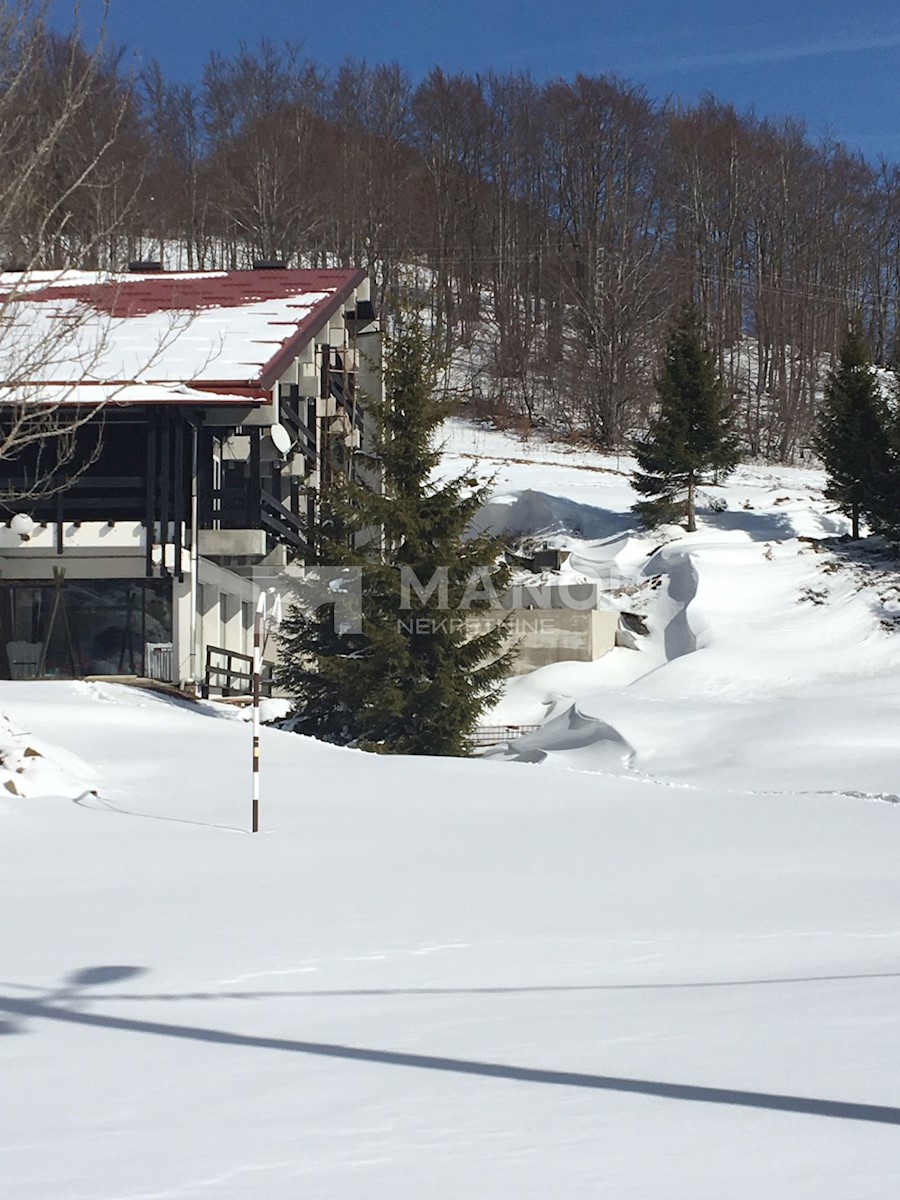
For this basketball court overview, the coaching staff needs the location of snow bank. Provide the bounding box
[440,419,900,800]
[0,710,96,801]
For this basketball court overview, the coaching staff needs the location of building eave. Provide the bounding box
[256,267,367,390]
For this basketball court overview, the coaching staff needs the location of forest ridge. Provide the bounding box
[5,21,900,460]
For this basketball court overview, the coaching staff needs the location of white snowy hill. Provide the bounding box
[443,420,900,796]
[3,421,900,1198]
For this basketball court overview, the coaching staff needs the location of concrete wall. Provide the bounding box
[191,557,270,682]
[465,607,619,675]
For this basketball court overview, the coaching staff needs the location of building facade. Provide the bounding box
[0,265,380,688]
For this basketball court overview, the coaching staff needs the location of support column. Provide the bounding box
[171,571,193,685]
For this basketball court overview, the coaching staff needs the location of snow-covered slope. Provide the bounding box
[3,424,900,1198]
[441,420,900,798]
[3,682,900,1198]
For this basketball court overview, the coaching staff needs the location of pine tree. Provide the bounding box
[817,324,891,540]
[277,322,514,756]
[632,304,739,532]
[871,375,900,538]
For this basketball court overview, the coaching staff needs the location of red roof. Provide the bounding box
[7,267,363,319]
[0,267,368,404]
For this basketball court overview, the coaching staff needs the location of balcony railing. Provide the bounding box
[201,486,309,556]
[0,475,145,522]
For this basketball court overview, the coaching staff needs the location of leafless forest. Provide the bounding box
[5,9,900,459]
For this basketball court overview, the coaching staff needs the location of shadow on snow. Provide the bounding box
[2,966,900,1127]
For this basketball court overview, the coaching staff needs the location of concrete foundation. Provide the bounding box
[466,607,619,675]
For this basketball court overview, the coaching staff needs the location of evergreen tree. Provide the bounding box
[873,375,900,538]
[868,369,900,540]
[632,305,739,532]
[817,324,891,540]
[277,322,514,756]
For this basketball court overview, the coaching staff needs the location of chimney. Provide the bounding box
[128,261,163,273]
[252,259,287,270]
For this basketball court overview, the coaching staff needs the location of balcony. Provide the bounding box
[198,486,309,559]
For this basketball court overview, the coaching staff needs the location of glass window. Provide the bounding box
[0,579,172,679]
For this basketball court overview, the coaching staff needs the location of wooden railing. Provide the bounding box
[201,645,273,699]
[259,491,309,555]
[200,482,307,552]
[0,475,145,520]
[201,486,309,555]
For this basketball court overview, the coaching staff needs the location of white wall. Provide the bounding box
[461,608,620,675]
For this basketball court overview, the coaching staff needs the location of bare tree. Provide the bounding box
[548,76,670,447]
[5,18,894,466]
[201,40,329,265]
[139,62,213,269]
[0,1,155,504]
[328,58,419,311]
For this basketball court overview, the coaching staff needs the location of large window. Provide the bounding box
[0,579,172,679]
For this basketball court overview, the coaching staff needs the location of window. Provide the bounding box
[0,579,172,679]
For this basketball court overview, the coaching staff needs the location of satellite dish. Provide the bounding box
[270,423,293,456]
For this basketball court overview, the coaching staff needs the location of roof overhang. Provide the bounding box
[0,267,369,402]
[0,382,270,408]
[256,268,366,389]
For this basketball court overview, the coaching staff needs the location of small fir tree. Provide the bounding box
[632,304,739,532]
[277,322,514,756]
[870,375,900,538]
[817,324,891,539]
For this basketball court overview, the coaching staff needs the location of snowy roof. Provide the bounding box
[0,267,366,406]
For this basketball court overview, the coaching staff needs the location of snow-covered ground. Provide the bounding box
[443,420,900,798]
[4,421,900,1197]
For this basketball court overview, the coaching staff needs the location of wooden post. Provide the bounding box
[250,589,282,834]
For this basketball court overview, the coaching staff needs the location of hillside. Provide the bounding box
[443,420,900,792]
[7,16,900,460]
[2,422,900,1197]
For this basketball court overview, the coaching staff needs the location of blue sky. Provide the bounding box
[51,0,900,159]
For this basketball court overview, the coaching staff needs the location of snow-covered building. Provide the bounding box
[0,265,380,688]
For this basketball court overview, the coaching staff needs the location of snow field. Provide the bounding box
[3,422,900,1196]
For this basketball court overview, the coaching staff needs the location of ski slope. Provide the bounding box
[3,421,900,1197]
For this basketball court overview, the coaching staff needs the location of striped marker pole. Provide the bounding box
[251,592,266,833]
[250,590,282,834]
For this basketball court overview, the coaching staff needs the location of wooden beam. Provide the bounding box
[173,414,184,583]
[145,415,157,577]
[248,427,261,529]
[158,412,171,575]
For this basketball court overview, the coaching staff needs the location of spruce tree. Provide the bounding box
[277,322,514,756]
[632,304,739,532]
[817,324,891,540]
[871,375,900,538]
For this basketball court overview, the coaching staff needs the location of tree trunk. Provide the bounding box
[686,474,697,532]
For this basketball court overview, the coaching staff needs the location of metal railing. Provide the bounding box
[469,724,541,749]
[145,642,173,683]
